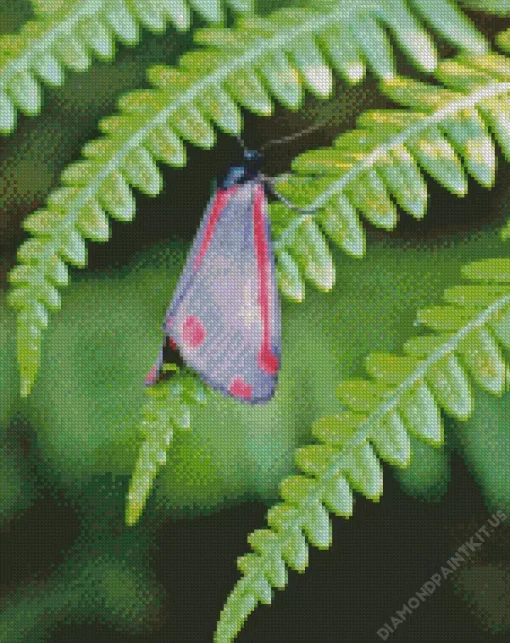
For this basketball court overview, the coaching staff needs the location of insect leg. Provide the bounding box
[145,336,184,386]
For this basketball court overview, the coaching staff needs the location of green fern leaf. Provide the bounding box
[8,2,489,396]
[0,0,253,135]
[215,256,510,642]
[411,0,488,53]
[272,51,510,301]
[125,371,207,526]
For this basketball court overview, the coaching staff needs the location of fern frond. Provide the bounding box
[215,256,510,642]
[0,0,253,135]
[8,2,488,396]
[125,371,207,526]
[272,51,510,301]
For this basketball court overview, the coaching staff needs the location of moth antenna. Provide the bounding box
[261,101,339,152]
[236,134,248,152]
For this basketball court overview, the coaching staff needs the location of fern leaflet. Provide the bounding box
[125,370,207,526]
[0,0,253,134]
[7,1,488,396]
[272,51,510,301]
[497,25,510,56]
[214,256,510,642]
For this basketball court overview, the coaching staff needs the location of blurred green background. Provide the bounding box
[0,1,509,641]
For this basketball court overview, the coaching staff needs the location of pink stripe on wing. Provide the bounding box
[193,187,238,271]
[253,184,279,376]
[145,363,159,385]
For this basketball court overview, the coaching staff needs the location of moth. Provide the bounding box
[144,108,328,404]
[145,147,283,404]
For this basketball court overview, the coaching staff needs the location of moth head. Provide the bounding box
[243,148,263,174]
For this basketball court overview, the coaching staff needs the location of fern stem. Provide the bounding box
[333,294,510,459]
[66,5,360,206]
[216,289,510,641]
[0,0,255,133]
[24,2,366,274]
[274,81,510,249]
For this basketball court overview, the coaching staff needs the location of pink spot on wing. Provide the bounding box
[229,377,252,400]
[168,337,178,350]
[182,315,206,348]
[258,347,279,375]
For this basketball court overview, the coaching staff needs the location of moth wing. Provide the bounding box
[145,186,238,385]
[169,181,281,403]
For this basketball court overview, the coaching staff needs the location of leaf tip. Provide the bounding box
[125,501,142,527]
[20,377,33,398]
